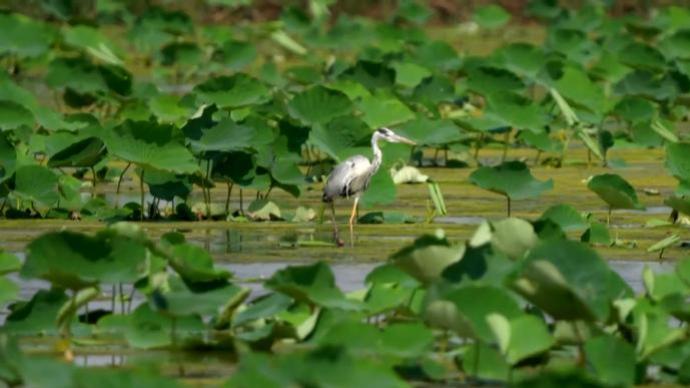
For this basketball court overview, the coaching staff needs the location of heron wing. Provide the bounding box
[323,155,372,201]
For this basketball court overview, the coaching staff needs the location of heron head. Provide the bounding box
[376,127,416,145]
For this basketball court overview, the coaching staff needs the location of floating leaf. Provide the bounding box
[587,173,644,210]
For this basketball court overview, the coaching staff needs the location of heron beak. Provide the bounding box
[395,134,416,146]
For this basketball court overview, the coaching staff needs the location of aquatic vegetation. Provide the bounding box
[1,0,690,386]
[0,219,688,385]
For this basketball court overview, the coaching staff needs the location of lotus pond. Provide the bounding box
[4,0,690,387]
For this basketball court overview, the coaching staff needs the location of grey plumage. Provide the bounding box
[322,128,416,246]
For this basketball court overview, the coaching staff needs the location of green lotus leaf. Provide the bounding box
[48,137,106,168]
[0,250,20,275]
[339,60,395,90]
[227,347,406,388]
[587,173,644,210]
[144,168,193,201]
[584,334,636,387]
[308,116,371,160]
[2,289,74,335]
[169,243,231,287]
[493,43,545,78]
[487,314,554,365]
[473,4,511,29]
[463,342,510,381]
[153,275,248,318]
[509,239,632,321]
[539,204,589,232]
[232,292,293,327]
[120,303,204,349]
[212,151,256,186]
[288,86,353,126]
[426,285,522,341]
[325,80,371,100]
[614,70,678,101]
[0,276,18,306]
[411,40,461,72]
[266,261,362,310]
[546,28,598,65]
[0,100,34,131]
[469,161,553,200]
[0,132,16,183]
[147,94,191,124]
[21,230,148,289]
[412,75,455,107]
[470,218,538,260]
[0,13,56,58]
[247,199,282,221]
[359,168,397,207]
[396,117,462,147]
[392,61,431,88]
[485,92,549,133]
[550,66,606,116]
[665,195,690,216]
[660,30,690,60]
[57,174,84,212]
[358,94,415,129]
[613,96,656,124]
[213,39,257,70]
[618,42,667,72]
[195,74,270,108]
[63,24,123,65]
[12,165,59,209]
[466,66,524,96]
[666,142,690,182]
[188,118,266,153]
[104,120,199,174]
[159,41,202,67]
[46,56,107,95]
[390,230,465,284]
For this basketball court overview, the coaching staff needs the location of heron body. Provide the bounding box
[322,128,415,246]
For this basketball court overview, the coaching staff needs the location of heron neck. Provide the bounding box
[370,132,383,175]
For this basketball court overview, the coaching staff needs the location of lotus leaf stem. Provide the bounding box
[116,162,131,204]
[139,169,145,221]
[225,182,233,215]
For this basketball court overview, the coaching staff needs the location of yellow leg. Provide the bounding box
[349,197,359,246]
[329,201,340,244]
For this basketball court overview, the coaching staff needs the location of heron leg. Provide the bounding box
[329,201,340,244]
[349,197,359,246]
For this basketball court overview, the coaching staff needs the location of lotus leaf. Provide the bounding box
[104,120,199,174]
[0,13,55,57]
[0,101,34,130]
[510,239,632,321]
[195,74,270,108]
[266,261,361,310]
[587,173,644,210]
[469,161,553,214]
[12,165,59,210]
[358,94,415,129]
[584,334,636,386]
[487,314,554,364]
[22,230,147,289]
[427,285,522,341]
[288,86,352,126]
[539,204,588,232]
[473,4,511,29]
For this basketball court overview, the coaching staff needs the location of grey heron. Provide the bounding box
[322,127,416,246]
